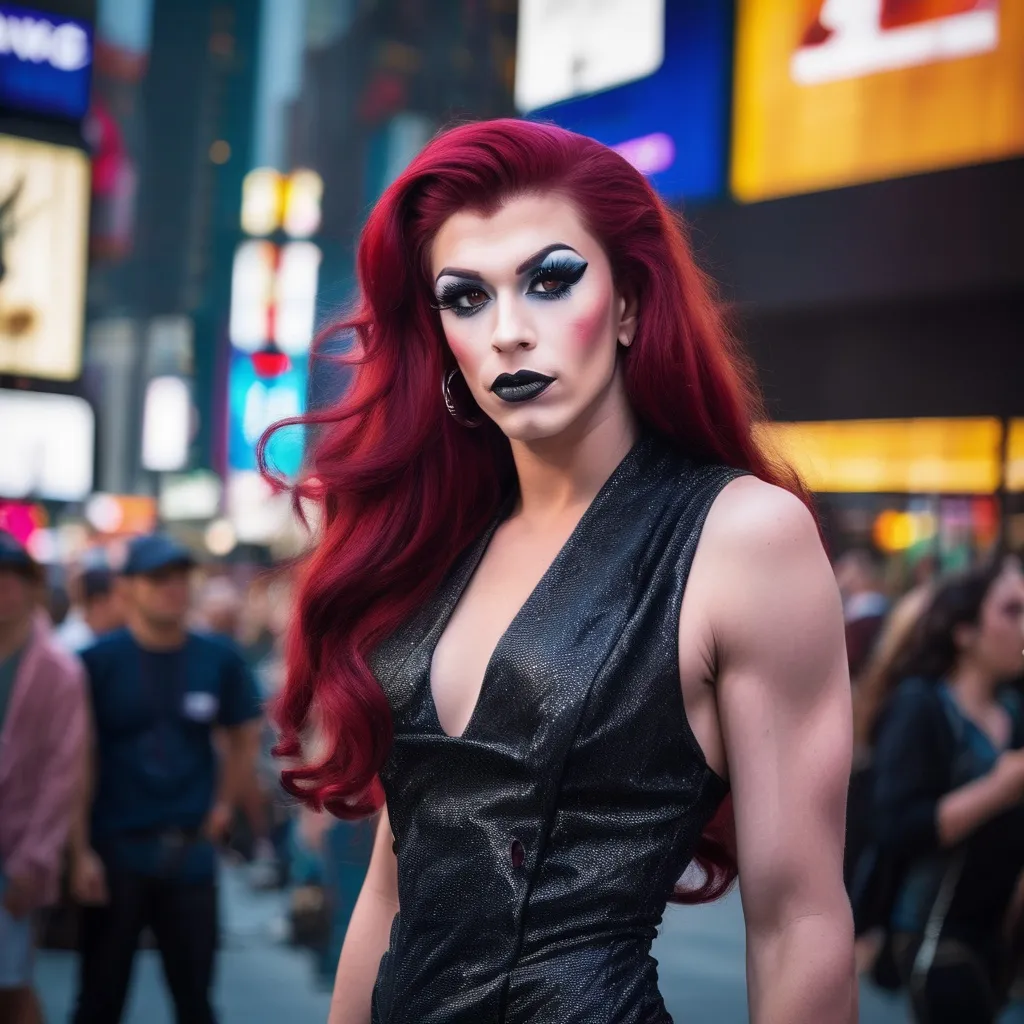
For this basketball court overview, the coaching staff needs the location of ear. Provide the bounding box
[616,292,639,348]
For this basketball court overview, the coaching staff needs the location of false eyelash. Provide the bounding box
[431,281,491,318]
[527,257,588,297]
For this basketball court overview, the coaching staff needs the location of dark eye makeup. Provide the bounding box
[433,280,491,317]
[433,250,589,319]
[526,255,588,300]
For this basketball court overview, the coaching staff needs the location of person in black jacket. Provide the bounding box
[872,558,1024,1023]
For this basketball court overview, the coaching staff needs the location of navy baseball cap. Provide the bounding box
[122,534,196,577]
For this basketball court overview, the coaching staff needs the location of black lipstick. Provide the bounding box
[489,370,556,404]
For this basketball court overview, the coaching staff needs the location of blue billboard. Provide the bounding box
[227,349,307,479]
[0,2,93,120]
[527,0,730,202]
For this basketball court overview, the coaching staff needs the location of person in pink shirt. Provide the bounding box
[0,531,87,1024]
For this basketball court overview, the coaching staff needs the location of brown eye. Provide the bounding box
[463,289,488,306]
[535,277,561,293]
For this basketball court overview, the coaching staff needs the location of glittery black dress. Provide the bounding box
[369,436,742,1024]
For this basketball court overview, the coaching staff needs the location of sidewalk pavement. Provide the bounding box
[29,866,990,1024]
[36,866,332,1024]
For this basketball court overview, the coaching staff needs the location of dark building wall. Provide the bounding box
[686,158,1024,421]
[744,291,1024,422]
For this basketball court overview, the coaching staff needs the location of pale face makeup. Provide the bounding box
[429,193,634,443]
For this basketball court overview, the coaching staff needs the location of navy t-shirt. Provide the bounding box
[82,629,262,878]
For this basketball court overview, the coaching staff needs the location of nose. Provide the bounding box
[491,292,535,354]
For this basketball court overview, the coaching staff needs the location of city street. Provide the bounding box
[37,866,908,1024]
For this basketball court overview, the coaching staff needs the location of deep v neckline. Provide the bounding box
[425,436,650,740]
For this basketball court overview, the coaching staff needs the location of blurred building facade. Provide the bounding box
[1,0,1023,579]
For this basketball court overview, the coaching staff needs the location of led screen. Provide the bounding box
[525,0,730,201]
[0,2,92,120]
[0,389,94,501]
[227,349,307,480]
[732,0,1024,201]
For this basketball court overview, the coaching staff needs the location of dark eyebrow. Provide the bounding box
[433,243,582,285]
[515,243,581,275]
[434,267,485,285]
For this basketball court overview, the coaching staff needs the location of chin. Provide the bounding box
[491,405,573,444]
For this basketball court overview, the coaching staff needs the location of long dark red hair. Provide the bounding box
[265,118,806,904]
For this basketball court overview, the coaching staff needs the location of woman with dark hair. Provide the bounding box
[871,558,1024,1022]
[266,119,855,1023]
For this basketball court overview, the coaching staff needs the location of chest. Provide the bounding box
[429,517,582,740]
[92,649,223,738]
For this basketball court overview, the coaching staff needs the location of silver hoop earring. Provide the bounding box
[442,368,484,428]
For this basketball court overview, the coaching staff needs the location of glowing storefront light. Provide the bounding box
[0,389,93,500]
[759,418,1004,494]
[141,375,190,472]
[229,240,276,352]
[240,167,283,236]
[282,169,323,238]
[275,241,321,354]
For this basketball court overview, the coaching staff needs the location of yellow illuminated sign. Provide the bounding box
[732,0,1024,202]
[758,418,1003,494]
[0,135,89,381]
[1005,421,1024,493]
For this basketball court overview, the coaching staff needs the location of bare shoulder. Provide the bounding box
[689,475,842,666]
[699,475,821,566]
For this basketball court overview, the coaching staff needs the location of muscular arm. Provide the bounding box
[330,805,399,1024]
[700,478,856,1024]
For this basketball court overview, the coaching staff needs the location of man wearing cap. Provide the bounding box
[0,532,87,1024]
[70,534,262,1024]
[56,565,125,654]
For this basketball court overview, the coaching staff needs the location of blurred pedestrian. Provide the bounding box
[0,532,87,1024]
[56,567,124,653]
[835,547,891,682]
[194,575,242,640]
[68,534,263,1024]
[870,558,1024,1023]
[195,574,279,886]
[845,582,933,976]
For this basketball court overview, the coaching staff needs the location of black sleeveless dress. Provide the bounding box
[369,435,743,1023]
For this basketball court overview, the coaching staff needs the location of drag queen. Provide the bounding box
[269,120,855,1023]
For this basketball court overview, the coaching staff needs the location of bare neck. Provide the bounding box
[508,394,639,526]
[128,615,187,652]
[0,614,33,661]
[947,661,1000,711]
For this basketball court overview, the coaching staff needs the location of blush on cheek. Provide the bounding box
[444,330,476,367]
[569,300,612,353]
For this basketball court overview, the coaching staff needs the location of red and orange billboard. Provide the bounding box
[732,0,1024,201]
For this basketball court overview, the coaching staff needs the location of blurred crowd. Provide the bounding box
[6,521,1024,1022]
[0,529,372,1024]
[838,547,1024,1023]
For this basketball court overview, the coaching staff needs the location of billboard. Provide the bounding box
[760,417,1003,494]
[522,0,730,201]
[732,0,1024,201]
[0,2,92,120]
[0,389,94,501]
[227,348,306,479]
[0,134,89,380]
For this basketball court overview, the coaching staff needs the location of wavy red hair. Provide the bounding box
[264,118,806,904]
